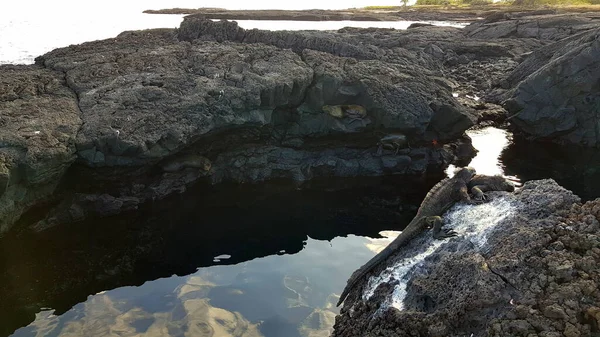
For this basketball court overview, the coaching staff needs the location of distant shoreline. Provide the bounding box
[142,7,479,22]
[142,5,600,22]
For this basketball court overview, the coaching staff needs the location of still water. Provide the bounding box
[4,125,600,337]
[2,167,432,337]
[0,127,505,337]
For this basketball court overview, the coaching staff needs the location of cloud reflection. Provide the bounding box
[11,237,376,337]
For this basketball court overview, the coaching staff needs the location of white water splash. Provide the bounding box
[362,197,515,310]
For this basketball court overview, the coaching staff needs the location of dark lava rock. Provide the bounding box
[502,28,600,146]
[464,13,600,41]
[3,13,567,231]
[0,65,81,233]
[34,20,479,171]
[333,179,600,337]
[0,19,491,231]
[37,28,313,168]
[407,22,434,29]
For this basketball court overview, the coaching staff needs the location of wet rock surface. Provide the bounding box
[333,179,600,337]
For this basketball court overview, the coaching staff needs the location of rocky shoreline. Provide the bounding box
[0,9,600,337]
[2,11,600,233]
[143,7,479,22]
[141,6,598,23]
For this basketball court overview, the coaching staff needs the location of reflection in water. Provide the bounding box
[501,134,600,201]
[464,128,511,177]
[2,175,432,337]
[11,237,377,337]
[447,127,519,183]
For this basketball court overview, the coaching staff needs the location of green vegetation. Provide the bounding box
[362,0,600,7]
[510,0,594,6]
[414,0,492,6]
[362,5,403,9]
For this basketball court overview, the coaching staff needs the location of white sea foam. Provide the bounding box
[363,197,515,310]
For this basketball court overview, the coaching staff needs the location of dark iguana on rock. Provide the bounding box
[336,167,477,307]
[468,174,515,201]
[336,171,517,307]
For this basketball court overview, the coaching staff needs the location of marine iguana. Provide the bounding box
[468,174,515,201]
[376,134,409,156]
[336,170,516,307]
[337,167,477,306]
[160,154,212,173]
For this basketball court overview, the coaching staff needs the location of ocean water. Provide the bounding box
[0,1,467,65]
[0,8,187,65]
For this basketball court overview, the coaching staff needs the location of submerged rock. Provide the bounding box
[333,179,600,337]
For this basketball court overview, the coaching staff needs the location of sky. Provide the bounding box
[2,0,402,14]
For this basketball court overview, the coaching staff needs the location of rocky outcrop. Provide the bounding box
[500,28,600,146]
[0,19,484,232]
[41,37,312,168]
[465,12,600,147]
[0,65,81,232]
[176,15,544,124]
[210,145,436,183]
[332,179,600,337]
[2,13,562,232]
[464,13,600,41]
[35,21,480,171]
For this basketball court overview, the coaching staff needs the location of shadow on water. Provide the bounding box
[1,174,443,337]
[501,134,600,202]
[4,127,600,337]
